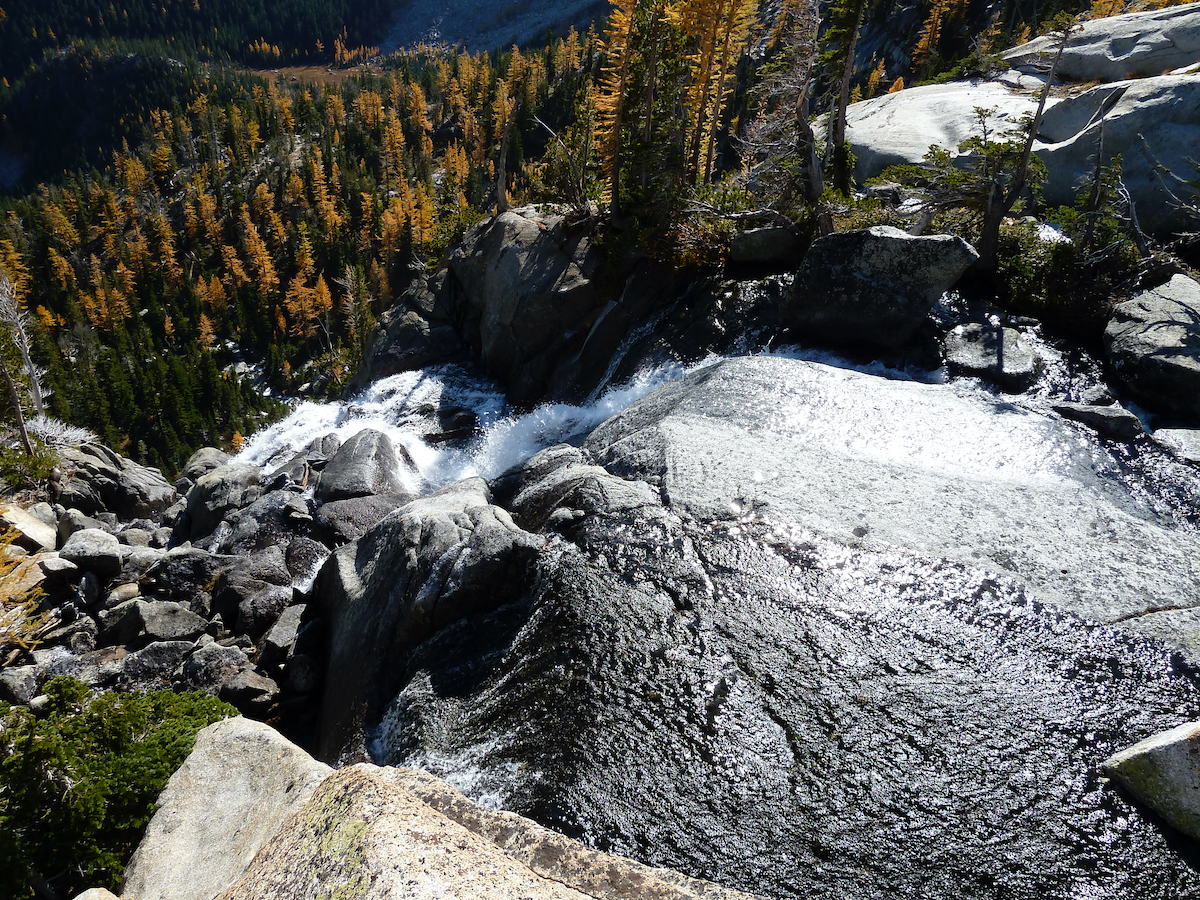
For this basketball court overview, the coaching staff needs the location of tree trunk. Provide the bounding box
[830,0,866,195]
[496,121,512,214]
[795,80,824,204]
[1,354,33,456]
[974,23,1069,271]
[10,315,42,418]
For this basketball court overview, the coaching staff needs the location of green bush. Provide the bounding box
[993,220,1138,338]
[0,678,236,899]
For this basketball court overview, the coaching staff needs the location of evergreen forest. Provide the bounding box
[0,0,1185,476]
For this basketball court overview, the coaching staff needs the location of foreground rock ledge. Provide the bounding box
[1102,722,1200,842]
[124,718,760,900]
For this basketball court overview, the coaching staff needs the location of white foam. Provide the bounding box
[235,358,719,492]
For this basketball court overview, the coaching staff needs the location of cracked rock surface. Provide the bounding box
[358,355,1200,900]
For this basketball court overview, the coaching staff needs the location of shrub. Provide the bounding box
[0,678,236,899]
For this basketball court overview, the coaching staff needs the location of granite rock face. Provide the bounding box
[1102,722,1200,841]
[842,73,1200,234]
[1003,3,1200,82]
[123,717,331,900]
[1104,274,1200,421]
[314,478,544,762]
[368,362,1200,899]
[783,226,978,347]
[125,718,761,900]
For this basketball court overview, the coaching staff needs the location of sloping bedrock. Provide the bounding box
[843,75,1200,234]
[586,356,1200,656]
[1003,3,1200,83]
[379,527,1200,899]
[369,386,1200,898]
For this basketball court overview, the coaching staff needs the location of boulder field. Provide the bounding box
[5,204,1200,896]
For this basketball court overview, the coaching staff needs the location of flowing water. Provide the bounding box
[236,292,1200,899]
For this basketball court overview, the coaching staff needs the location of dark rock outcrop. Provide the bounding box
[98,600,207,648]
[783,226,978,348]
[211,547,294,640]
[314,478,543,762]
[1104,274,1200,421]
[447,208,605,404]
[315,429,417,503]
[728,226,802,267]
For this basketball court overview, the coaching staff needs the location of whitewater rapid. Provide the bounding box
[235,358,719,494]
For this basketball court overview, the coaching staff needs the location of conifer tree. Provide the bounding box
[821,0,869,194]
[594,0,639,220]
[745,0,824,211]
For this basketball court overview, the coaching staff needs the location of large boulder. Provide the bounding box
[314,493,412,544]
[943,322,1041,392]
[1052,401,1145,442]
[224,764,760,900]
[0,504,57,551]
[1104,274,1200,421]
[176,447,230,493]
[123,717,330,900]
[59,528,123,579]
[315,428,417,503]
[1102,722,1200,841]
[211,546,295,639]
[186,464,263,540]
[782,226,978,347]
[117,640,195,690]
[1003,3,1200,82]
[125,718,759,900]
[143,548,233,607]
[59,444,178,520]
[180,642,250,692]
[98,600,207,647]
[313,478,543,762]
[447,207,607,404]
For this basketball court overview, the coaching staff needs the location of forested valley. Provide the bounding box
[0,0,1186,476]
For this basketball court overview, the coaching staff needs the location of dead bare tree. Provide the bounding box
[741,0,826,227]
